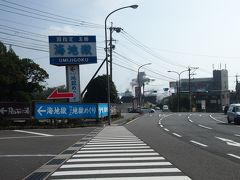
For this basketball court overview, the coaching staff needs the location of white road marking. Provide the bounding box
[73,153,159,157]
[190,140,208,147]
[158,120,161,124]
[88,141,144,145]
[160,125,163,128]
[51,176,191,180]
[90,139,140,142]
[164,128,170,132]
[209,114,225,123]
[78,149,154,153]
[216,137,240,147]
[82,146,151,150]
[198,124,212,130]
[0,154,56,157]
[84,144,147,147]
[61,162,172,168]
[13,130,53,137]
[73,152,159,158]
[67,157,165,162]
[51,168,181,176]
[235,134,240,137]
[227,153,240,160]
[189,119,193,123]
[173,133,182,138]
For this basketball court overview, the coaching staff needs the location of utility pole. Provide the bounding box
[109,23,113,81]
[109,24,122,81]
[188,66,199,112]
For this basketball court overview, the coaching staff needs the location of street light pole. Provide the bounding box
[168,70,188,112]
[138,63,151,110]
[105,5,138,125]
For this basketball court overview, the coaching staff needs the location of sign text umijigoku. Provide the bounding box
[49,36,97,66]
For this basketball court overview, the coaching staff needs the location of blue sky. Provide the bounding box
[0,0,240,94]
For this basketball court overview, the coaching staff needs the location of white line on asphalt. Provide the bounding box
[216,137,240,147]
[209,114,225,123]
[50,176,191,180]
[235,134,240,137]
[78,149,154,153]
[13,130,53,137]
[164,128,170,132]
[198,124,212,130]
[190,140,208,147]
[51,168,181,176]
[158,120,161,125]
[90,139,141,143]
[227,153,240,160]
[60,162,172,169]
[67,157,165,162]
[189,119,193,123]
[73,152,159,157]
[173,133,182,138]
[0,154,57,157]
[84,144,147,147]
[160,125,163,128]
[87,141,144,145]
[81,146,151,150]
[0,133,88,140]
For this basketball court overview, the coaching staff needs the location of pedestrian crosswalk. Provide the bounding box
[49,126,191,180]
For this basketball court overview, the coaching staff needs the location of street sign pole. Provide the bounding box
[66,65,81,102]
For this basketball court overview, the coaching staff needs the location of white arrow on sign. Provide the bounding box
[216,136,240,147]
[37,106,46,116]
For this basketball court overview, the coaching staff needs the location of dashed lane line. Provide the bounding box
[164,128,170,132]
[173,133,182,138]
[198,124,212,130]
[227,153,240,160]
[190,140,208,147]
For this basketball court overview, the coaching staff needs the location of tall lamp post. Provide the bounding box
[138,63,151,110]
[168,70,188,112]
[105,5,138,125]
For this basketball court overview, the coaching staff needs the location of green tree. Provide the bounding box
[83,75,119,103]
[0,42,49,101]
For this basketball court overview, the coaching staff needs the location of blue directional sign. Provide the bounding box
[98,103,108,118]
[34,103,108,119]
[49,36,97,66]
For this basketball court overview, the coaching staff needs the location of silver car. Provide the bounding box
[227,104,240,124]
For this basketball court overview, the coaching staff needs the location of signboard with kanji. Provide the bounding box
[0,102,31,118]
[34,103,108,119]
[49,36,97,66]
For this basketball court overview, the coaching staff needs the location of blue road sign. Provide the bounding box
[98,103,108,118]
[49,36,97,66]
[34,103,108,119]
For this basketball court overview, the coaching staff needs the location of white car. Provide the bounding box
[227,104,240,124]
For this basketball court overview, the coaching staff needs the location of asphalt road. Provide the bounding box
[125,112,240,180]
[0,127,97,180]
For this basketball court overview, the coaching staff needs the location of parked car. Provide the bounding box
[227,104,240,124]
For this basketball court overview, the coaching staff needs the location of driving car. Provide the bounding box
[227,104,240,124]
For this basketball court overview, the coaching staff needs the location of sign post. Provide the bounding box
[48,35,97,102]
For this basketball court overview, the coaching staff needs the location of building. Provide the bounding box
[169,69,229,112]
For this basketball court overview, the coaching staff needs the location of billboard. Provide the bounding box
[34,103,108,119]
[0,102,31,118]
[49,36,97,66]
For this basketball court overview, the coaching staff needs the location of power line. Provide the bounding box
[0,0,104,28]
